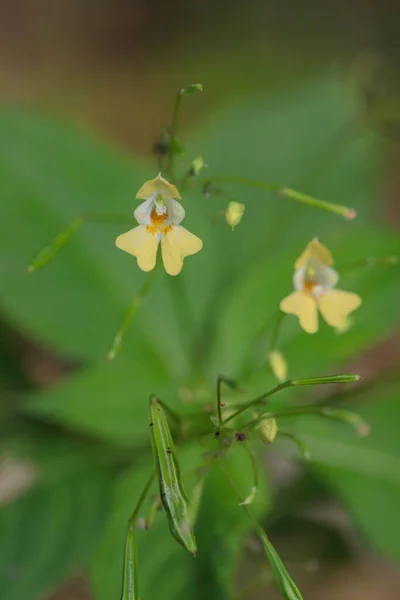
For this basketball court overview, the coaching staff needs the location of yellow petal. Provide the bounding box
[136,173,181,200]
[280,291,318,334]
[268,350,288,382]
[295,238,333,269]
[161,226,203,276]
[115,225,159,272]
[319,289,361,329]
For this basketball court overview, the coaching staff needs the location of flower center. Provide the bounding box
[150,209,167,227]
[303,280,316,294]
[146,208,172,235]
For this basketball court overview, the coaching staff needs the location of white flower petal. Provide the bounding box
[293,266,305,291]
[115,225,159,272]
[164,197,185,225]
[318,265,339,290]
[134,197,154,225]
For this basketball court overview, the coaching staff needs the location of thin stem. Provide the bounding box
[166,83,202,178]
[270,311,285,351]
[167,272,198,362]
[200,175,356,219]
[128,471,156,526]
[215,375,240,429]
[278,431,311,461]
[219,466,304,600]
[337,255,399,274]
[222,382,286,426]
[108,268,158,360]
[216,377,223,428]
[223,374,360,426]
[239,443,259,506]
[28,212,132,272]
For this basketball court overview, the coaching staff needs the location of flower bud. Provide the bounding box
[225,201,245,229]
[190,155,207,176]
[259,416,278,445]
[268,350,288,382]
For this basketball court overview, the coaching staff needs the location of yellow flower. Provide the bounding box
[280,238,361,334]
[115,174,203,275]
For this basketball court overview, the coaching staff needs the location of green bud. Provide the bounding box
[180,83,203,97]
[121,524,139,600]
[190,155,207,176]
[291,374,361,386]
[259,416,278,445]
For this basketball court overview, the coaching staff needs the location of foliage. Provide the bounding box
[0,75,399,599]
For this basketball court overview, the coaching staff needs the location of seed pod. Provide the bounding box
[257,525,303,600]
[259,416,278,445]
[149,396,197,555]
[121,524,139,600]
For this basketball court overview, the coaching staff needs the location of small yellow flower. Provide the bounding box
[280,238,361,334]
[225,201,245,229]
[115,174,203,275]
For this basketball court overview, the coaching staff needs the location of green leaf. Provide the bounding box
[24,353,179,445]
[0,464,111,600]
[191,447,270,600]
[0,111,202,374]
[279,383,400,561]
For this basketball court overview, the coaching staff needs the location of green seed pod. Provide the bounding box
[121,524,139,600]
[257,525,303,600]
[149,396,197,555]
[259,416,278,445]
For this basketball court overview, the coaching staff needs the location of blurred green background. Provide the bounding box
[0,1,399,599]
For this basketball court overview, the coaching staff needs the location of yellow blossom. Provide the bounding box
[115,173,202,275]
[280,238,361,334]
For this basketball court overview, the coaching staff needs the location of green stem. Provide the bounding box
[239,443,259,506]
[108,269,158,360]
[167,272,201,370]
[337,255,399,274]
[28,212,132,272]
[215,375,241,429]
[200,175,356,219]
[223,374,360,426]
[128,471,156,527]
[270,311,285,351]
[220,466,304,600]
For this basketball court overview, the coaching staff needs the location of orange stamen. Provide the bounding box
[150,209,168,227]
[303,280,315,295]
